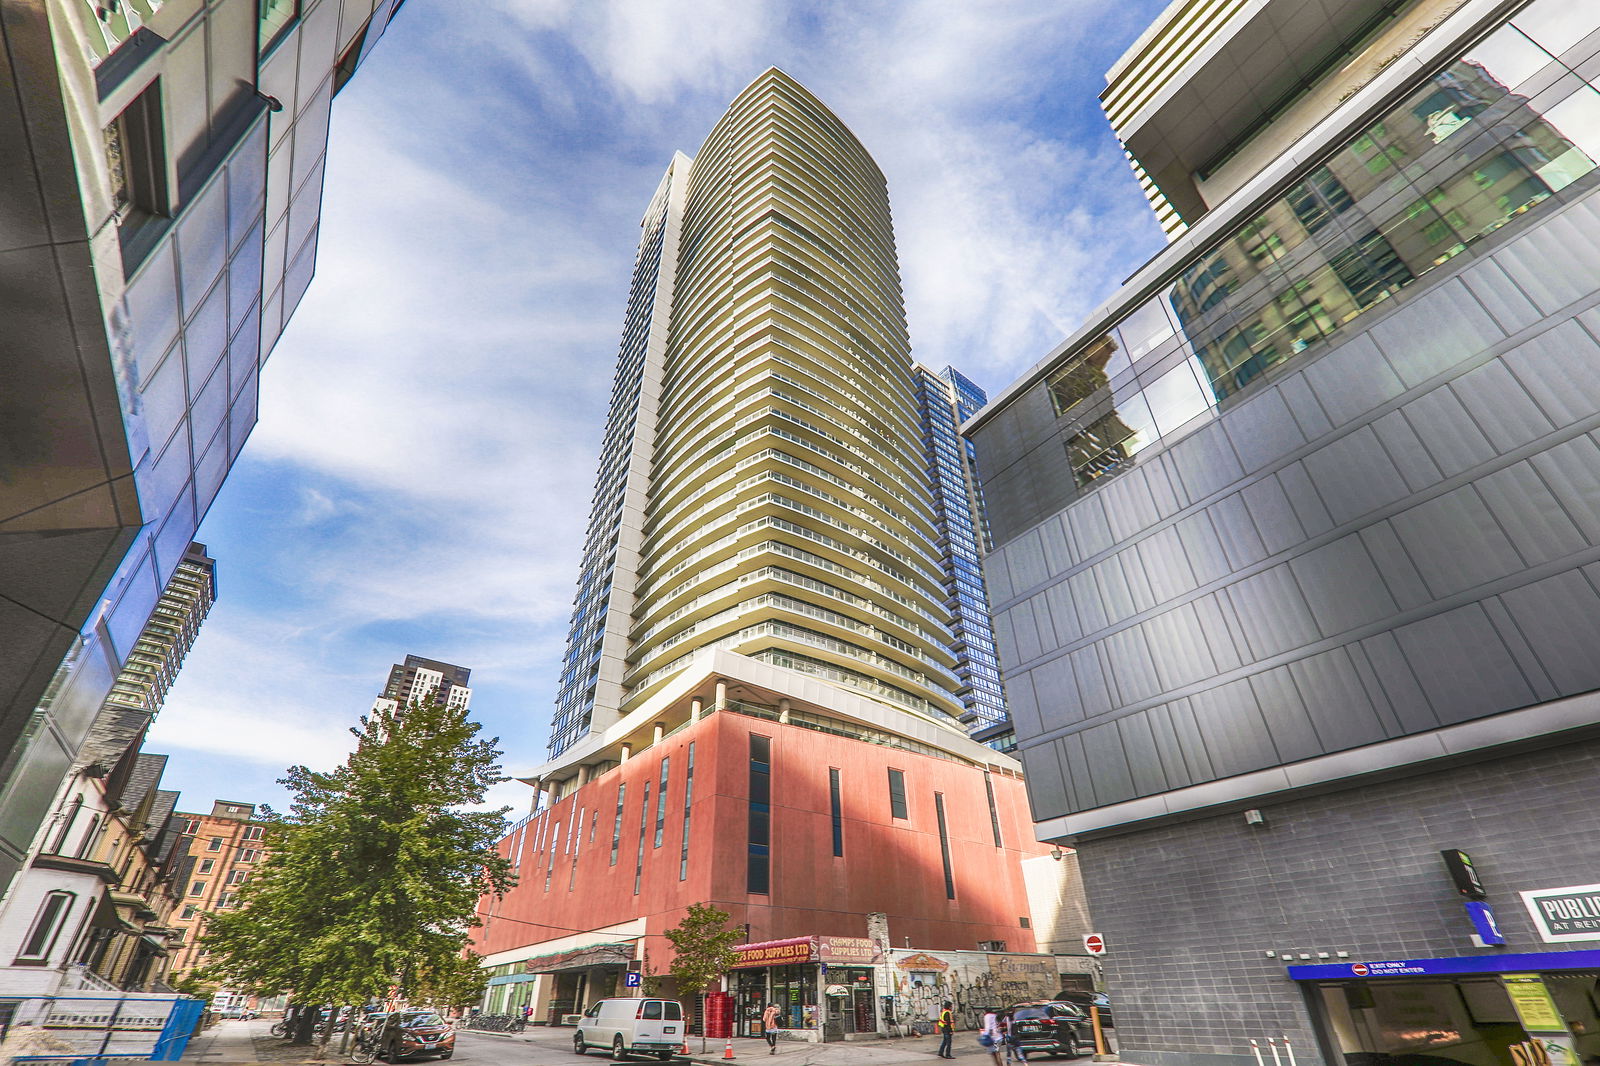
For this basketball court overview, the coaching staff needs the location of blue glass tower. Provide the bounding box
[913,366,1009,740]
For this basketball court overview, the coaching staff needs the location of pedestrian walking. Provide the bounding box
[937,1002,955,1059]
[762,1003,782,1055]
[1001,1012,1027,1064]
[979,1007,1003,1066]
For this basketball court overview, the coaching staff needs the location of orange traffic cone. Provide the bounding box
[724,1039,735,1059]
[680,1040,690,1056]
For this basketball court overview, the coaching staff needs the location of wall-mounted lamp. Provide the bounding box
[1050,846,1065,861]
[1244,809,1267,827]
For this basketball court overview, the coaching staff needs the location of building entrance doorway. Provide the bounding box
[1305,972,1600,1066]
[736,972,766,1038]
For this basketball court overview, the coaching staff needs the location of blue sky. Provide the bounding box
[146,0,1174,817]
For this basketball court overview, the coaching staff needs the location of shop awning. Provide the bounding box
[1288,949,1600,980]
[520,941,636,974]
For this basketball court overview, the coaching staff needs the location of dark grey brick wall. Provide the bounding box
[1077,736,1600,1066]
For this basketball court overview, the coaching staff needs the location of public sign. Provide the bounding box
[1351,963,1369,976]
[624,973,642,988]
[1083,934,1106,956]
[1503,974,1564,1031]
[1519,884,1600,943]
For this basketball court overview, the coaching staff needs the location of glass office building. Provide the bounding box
[0,0,407,894]
[970,0,1600,1063]
[913,366,1009,738]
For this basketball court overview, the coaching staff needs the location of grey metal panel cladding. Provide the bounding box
[1302,334,1405,427]
[1289,534,1398,638]
[1028,654,1082,728]
[1391,603,1536,724]
[1460,257,1543,334]
[1166,423,1243,501]
[1390,486,1525,598]
[1082,722,1138,806]
[1368,278,1504,388]
[1449,358,1557,452]
[1288,647,1390,750]
[1371,409,1443,492]
[1475,461,1587,566]
[1299,427,1410,525]
[1501,570,1600,694]
[1531,435,1600,540]
[1018,742,1071,822]
[982,189,1600,826]
[1402,386,1497,477]
[1504,315,1600,428]
[1223,387,1305,474]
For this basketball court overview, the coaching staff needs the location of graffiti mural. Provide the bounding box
[885,950,1079,1033]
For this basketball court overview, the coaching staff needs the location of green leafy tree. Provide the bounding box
[664,904,743,1051]
[200,695,516,1054]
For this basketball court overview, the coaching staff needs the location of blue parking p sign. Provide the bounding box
[625,972,642,988]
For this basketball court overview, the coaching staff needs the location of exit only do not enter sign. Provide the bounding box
[1084,934,1106,955]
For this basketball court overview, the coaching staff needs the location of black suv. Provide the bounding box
[1004,1003,1093,1058]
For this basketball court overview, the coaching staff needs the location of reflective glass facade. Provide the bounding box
[913,366,1008,733]
[0,0,405,892]
[1044,0,1600,495]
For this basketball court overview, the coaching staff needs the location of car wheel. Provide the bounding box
[613,1035,630,1061]
[575,1032,588,1055]
[438,1054,453,1060]
[658,1053,674,1061]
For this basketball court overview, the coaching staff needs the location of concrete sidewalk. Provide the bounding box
[179,1018,331,1064]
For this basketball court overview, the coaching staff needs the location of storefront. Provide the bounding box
[482,941,637,1022]
[1289,950,1600,1066]
[728,936,882,1042]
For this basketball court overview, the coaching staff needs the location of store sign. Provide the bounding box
[733,937,815,968]
[895,953,948,971]
[817,937,879,964]
[1503,975,1565,1031]
[1519,884,1600,943]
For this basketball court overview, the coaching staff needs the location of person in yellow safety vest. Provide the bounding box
[937,1002,955,1058]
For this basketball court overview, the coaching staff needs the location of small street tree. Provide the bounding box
[664,903,743,1052]
[200,694,516,1055]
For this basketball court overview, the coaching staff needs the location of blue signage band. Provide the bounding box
[1288,949,1600,980]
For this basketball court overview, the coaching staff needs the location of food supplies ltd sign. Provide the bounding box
[1520,884,1600,942]
[733,937,815,968]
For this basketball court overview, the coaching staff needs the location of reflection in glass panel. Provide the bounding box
[1143,360,1212,435]
[1169,37,1600,404]
[1511,0,1600,60]
[258,0,298,53]
[1117,298,1176,358]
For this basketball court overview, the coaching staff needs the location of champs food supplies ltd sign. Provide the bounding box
[1520,884,1600,943]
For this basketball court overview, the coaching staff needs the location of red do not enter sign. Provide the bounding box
[1084,934,1106,955]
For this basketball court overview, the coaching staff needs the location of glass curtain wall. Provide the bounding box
[1049,0,1600,490]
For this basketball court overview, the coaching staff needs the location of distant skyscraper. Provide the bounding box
[78,543,219,772]
[372,655,472,714]
[548,69,967,759]
[912,366,1009,738]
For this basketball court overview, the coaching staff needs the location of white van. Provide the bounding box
[573,998,684,1060]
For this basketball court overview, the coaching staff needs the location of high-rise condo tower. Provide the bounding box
[548,68,967,760]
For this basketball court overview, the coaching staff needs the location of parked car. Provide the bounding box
[1003,1002,1093,1058]
[216,1007,254,1020]
[572,998,684,1060]
[1053,992,1113,1029]
[362,1010,456,1061]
